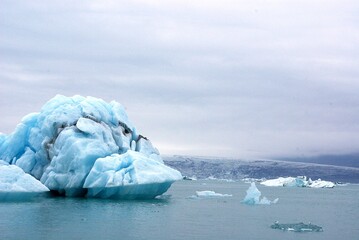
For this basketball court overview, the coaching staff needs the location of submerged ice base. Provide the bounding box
[0,95,182,199]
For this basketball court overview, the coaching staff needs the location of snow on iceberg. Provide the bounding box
[192,190,232,198]
[260,176,335,188]
[241,182,278,205]
[0,95,182,198]
[0,160,49,201]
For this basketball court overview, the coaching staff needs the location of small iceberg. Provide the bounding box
[308,179,335,188]
[271,221,323,232]
[241,182,278,205]
[260,176,335,188]
[191,190,232,199]
[0,160,49,201]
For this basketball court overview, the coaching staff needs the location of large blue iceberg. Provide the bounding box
[0,95,182,199]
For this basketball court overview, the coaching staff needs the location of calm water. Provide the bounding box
[1,180,358,240]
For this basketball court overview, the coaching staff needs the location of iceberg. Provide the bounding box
[241,182,278,205]
[260,176,335,188]
[271,221,323,232]
[260,177,306,187]
[308,179,335,188]
[0,95,182,198]
[192,190,232,198]
[0,160,49,201]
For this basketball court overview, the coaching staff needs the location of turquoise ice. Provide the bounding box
[0,160,49,201]
[0,95,182,199]
[241,182,278,205]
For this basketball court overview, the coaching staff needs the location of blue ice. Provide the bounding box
[0,95,182,199]
[0,160,49,201]
[242,182,278,205]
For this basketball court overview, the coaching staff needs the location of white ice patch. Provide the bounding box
[308,179,335,188]
[260,176,335,188]
[191,190,232,199]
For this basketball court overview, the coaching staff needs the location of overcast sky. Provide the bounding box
[1,0,359,159]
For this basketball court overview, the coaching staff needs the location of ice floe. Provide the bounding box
[271,221,323,232]
[191,190,232,198]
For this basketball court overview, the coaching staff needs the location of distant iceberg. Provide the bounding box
[194,190,232,198]
[0,160,49,201]
[260,176,335,188]
[0,95,182,199]
[271,221,323,232]
[241,182,278,205]
[308,179,335,188]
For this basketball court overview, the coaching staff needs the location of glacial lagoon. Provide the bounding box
[1,180,358,240]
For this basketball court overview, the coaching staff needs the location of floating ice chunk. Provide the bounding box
[261,176,335,188]
[242,178,266,183]
[183,175,197,181]
[260,177,306,187]
[271,222,323,232]
[194,190,232,198]
[308,179,335,188]
[0,160,49,201]
[242,182,278,205]
[84,151,182,199]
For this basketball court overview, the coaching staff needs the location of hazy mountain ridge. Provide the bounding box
[277,153,359,168]
[163,155,359,183]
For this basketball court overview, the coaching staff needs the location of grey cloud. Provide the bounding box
[1,0,359,158]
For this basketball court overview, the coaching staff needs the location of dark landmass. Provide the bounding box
[276,153,359,168]
[163,155,359,183]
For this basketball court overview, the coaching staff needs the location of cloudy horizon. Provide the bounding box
[1,1,359,159]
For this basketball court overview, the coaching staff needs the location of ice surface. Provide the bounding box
[241,182,278,205]
[260,176,335,188]
[271,222,323,232]
[0,95,182,198]
[0,160,49,201]
[193,190,232,198]
[308,179,335,188]
[84,151,182,199]
[260,177,305,187]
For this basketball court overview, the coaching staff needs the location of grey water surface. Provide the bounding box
[1,180,358,240]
